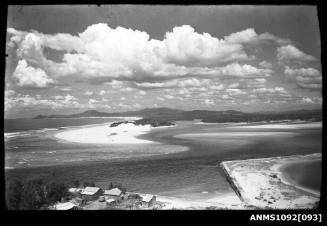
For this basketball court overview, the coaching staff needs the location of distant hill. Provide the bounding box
[34,108,322,123]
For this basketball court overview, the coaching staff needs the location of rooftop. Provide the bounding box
[81,187,101,195]
[104,188,122,196]
[54,202,77,210]
[140,194,155,203]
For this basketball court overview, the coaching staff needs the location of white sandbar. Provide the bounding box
[55,123,154,144]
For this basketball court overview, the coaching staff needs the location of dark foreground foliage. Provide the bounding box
[5,177,69,210]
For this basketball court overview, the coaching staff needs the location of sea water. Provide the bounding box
[4,119,322,201]
[280,160,321,193]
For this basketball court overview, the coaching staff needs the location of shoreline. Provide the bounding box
[276,160,321,197]
[221,153,321,209]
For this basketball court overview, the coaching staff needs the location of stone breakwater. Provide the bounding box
[220,153,321,209]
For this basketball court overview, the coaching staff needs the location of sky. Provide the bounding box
[5,5,322,118]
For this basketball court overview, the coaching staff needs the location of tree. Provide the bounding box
[5,179,23,210]
[108,182,126,193]
[20,178,47,210]
[83,181,95,187]
[46,181,69,204]
[73,180,80,188]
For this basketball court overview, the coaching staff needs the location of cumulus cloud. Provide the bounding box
[88,98,99,104]
[84,91,93,95]
[301,97,314,104]
[5,94,81,113]
[5,89,15,97]
[253,87,288,94]
[210,84,225,90]
[13,60,55,88]
[226,88,246,96]
[135,78,211,89]
[138,90,147,95]
[277,45,316,62]
[203,99,215,105]
[218,63,272,77]
[224,28,290,45]
[284,66,322,89]
[59,86,72,91]
[159,25,249,66]
[99,90,106,95]
[228,83,240,89]
[259,61,273,69]
[7,24,279,86]
[163,94,174,99]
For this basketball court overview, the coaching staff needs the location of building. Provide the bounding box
[103,188,123,200]
[105,198,116,206]
[80,187,103,201]
[140,194,156,207]
[68,188,83,194]
[54,202,78,210]
[71,197,86,206]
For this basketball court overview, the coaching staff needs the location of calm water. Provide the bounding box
[281,160,321,193]
[4,118,322,201]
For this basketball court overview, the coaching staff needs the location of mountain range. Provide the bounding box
[34,108,322,123]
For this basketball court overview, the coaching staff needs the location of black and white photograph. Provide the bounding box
[4,4,323,211]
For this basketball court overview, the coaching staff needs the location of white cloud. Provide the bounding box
[159,25,249,66]
[59,87,72,91]
[210,84,225,90]
[5,90,15,97]
[259,61,273,69]
[84,91,93,96]
[277,45,316,62]
[284,66,322,89]
[88,98,99,104]
[221,94,232,100]
[135,78,211,89]
[99,90,106,95]
[284,66,321,77]
[13,60,54,88]
[224,28,290,45]
[301,97,314,104]
[5,94,81,113]
[228,83,240,89]
[219,63,272,77]
[138,90,147,95]
[253,87,288,94]
[203,99,214,105]
[8,25,278,85]
[164,94,174,99]
[226,88,246,95]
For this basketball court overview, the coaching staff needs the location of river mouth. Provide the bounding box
[279,159,321,195]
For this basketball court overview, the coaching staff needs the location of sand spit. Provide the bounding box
[220,153,321,209]
[55,123,154,144]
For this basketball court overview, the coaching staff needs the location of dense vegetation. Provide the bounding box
[5,178,69,210]
[110,118,174,127]
[5,177,127,210]
[34,108,322,123]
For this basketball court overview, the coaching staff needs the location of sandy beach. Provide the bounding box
[55,122,155,144]
[131,192,245,210]
[221,153,321,209]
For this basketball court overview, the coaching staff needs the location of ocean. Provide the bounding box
[4,118,322,201]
